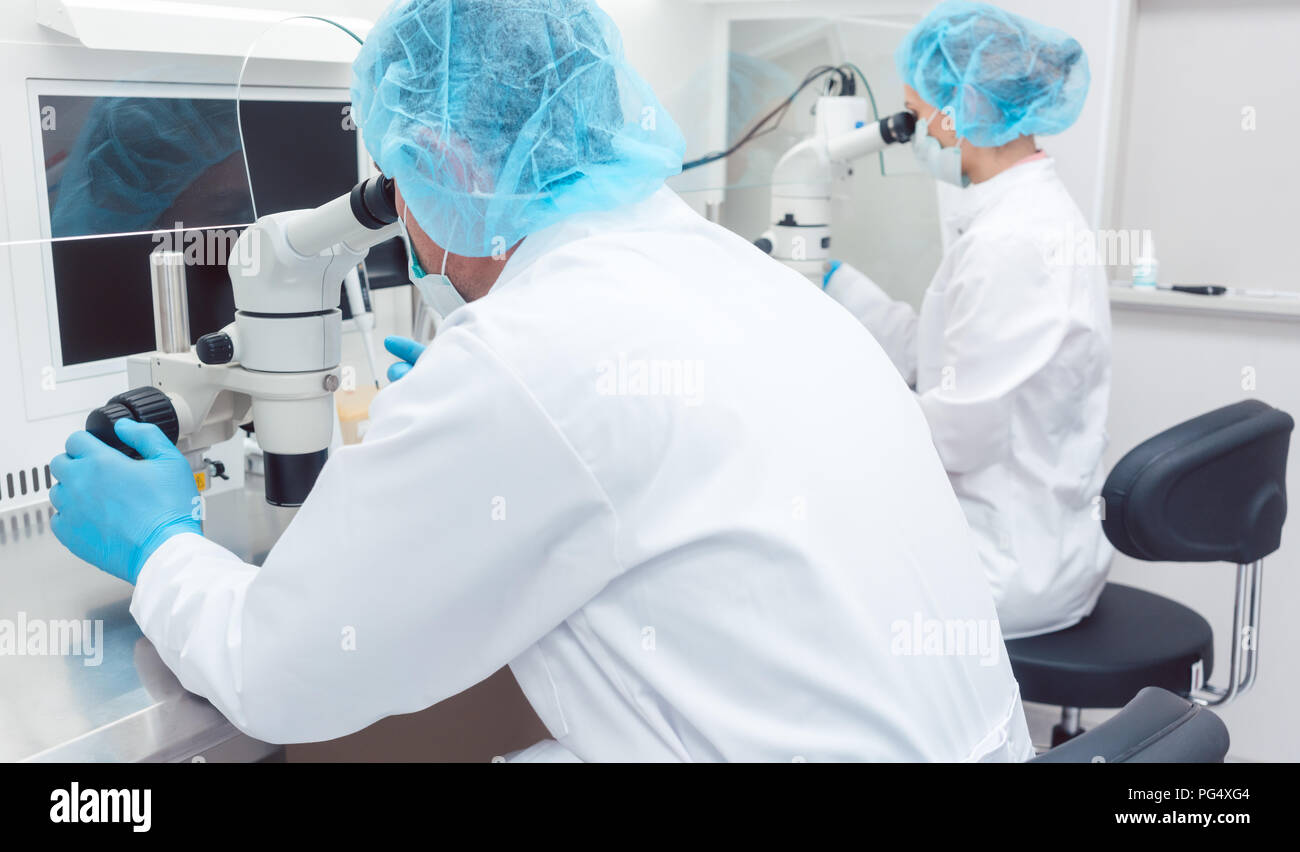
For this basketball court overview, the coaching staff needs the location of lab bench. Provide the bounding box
[0,475,293,762]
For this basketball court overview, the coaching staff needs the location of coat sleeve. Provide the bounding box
[130,326,620,744]
[916,235,1071,474]
[823,262,919,385]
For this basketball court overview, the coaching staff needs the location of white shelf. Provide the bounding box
[1109,284,1300,322]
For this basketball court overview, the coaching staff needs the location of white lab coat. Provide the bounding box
[132,187,1032,761]
[825,157,1113,639]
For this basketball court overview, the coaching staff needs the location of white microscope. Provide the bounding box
[755,97,916,281]
[85,176,401,506]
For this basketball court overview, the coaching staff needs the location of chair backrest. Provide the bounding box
[1102,400,1293,564]
[1030,687,1230,762]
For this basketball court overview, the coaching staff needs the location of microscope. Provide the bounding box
[755,97,916,281]
[85,175,401,506]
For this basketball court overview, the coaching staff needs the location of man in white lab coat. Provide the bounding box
[48,0,1032,761]
[825,1,1114,639]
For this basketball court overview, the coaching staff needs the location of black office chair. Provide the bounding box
[1006,399,1293,746]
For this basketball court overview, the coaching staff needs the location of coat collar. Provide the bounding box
[491,186,682,291]
[944,156,1057,234]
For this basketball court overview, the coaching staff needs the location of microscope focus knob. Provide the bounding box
[196,331,234,365]
[85,387,180,459]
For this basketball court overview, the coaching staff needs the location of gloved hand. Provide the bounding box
[385,335,426,382]
[49,420,202,584]
[822,259,842,290]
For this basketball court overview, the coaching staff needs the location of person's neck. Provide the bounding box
[444,241,523,302]
[965,136,1039,184]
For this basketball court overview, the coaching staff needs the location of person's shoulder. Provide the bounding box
[963,183,1084,269]
[436,246,665,396]
[952,219,1054,275]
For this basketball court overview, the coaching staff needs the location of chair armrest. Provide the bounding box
[1030,687,1229,763]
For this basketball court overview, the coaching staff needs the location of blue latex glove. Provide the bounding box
[822,259,842,290]
[49,420,202,584]
[385,335,426,382]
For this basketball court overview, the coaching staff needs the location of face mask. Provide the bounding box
[914,111,970,188]
[396,209,427,280]
[398,203,467,319]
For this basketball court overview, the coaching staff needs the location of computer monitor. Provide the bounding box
[36,92,407,368]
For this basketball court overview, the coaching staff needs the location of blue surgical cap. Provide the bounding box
[896,1,1090,147]
[50,97,245,239]
[351,0,686,258]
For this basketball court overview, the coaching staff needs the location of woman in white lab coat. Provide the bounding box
[47,0,1033,761]
[824,1,1113,639]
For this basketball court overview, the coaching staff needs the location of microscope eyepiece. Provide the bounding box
[349,175,399,229]
[879,110,917,145]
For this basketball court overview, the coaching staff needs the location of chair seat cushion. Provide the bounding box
[1006,583,1214,709]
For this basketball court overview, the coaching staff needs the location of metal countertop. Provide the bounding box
[0,475,293,762]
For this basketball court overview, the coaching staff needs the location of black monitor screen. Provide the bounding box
[39,94,407,366]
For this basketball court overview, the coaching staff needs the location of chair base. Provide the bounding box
[1051,722,1083,747]
[1050,706,1084,747]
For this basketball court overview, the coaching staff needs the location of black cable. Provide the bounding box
[685,65,837,167]
[835,65,856,96]
[681,65,847,171]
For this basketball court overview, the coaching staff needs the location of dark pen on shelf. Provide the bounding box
[1160,284,1227,296]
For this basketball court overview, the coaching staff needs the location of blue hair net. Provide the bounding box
[50,97,245,239]
[896,1,1089,147]
[350,0,685,258]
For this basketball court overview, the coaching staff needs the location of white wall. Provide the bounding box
[602,0,721,130]
[1102,0,1300,761]
[1115,0,1300,293]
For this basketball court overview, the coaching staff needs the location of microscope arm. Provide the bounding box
[760,107,916,280]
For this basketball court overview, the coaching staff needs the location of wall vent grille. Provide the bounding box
[0,463,54,509]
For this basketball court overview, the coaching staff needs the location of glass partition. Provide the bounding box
[665,13,942,309]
